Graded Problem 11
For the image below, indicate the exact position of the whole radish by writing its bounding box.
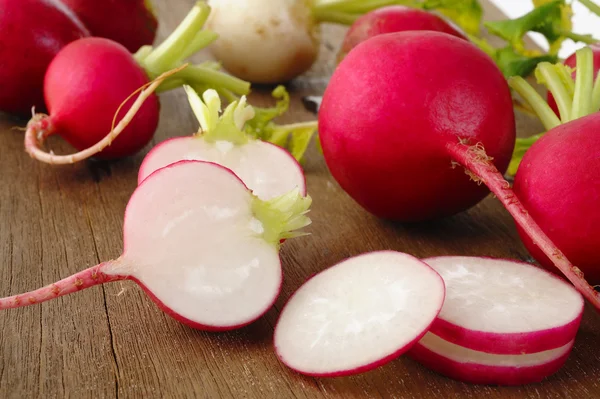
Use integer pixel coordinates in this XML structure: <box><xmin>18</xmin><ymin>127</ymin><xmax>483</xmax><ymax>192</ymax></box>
<box><xmin>0</xmin><ymin>0</ymin><xmax>89</xmax><ymax>116</ymax></box>
<box><xmin>318</xmin><ymin>32</ymin><xmax>600</xmax><ymax>310</ymax></box>
<box><xmin>60</xmin><ymin>0</ymin><xmax>158</xmax><ymax>52</ymax></box>
<box><xmin>337</xmin><ymin>6</ymin><xmax>466</xmax><ymax>62</ymax></box>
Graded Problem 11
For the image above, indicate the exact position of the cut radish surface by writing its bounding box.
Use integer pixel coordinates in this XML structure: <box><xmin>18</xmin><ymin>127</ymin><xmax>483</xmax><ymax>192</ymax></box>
<box><xmin>0</xmin><ymin>161</ymin><xmax>312</xmax><ymax>331</ymax></box>
<box><xmin>424</xmin><ymin>257</ymin><xmax>584</xmax><ymax>354</ymax></box>
<box><xmin>409</xmin><ymin>332</ymin><xmax>574</xmax><ymax>386</ymax></box>
<box><xmin>138</xmin><ymin>87</ymin><xmax>306</xmax><ymax>200</ymax></box>
<box><xmin>274</xmin><ymin>251</ymin><xmax>446</xmax><ymax>377</ymax></box>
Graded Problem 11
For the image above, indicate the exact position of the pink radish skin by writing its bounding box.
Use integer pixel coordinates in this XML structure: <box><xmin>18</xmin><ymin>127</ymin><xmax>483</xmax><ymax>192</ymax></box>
<box><xmin>0</xmin><ymin>0</ymin><xmax>89</xmax><ymax>116</ymax></box>
<box><xmin>274</xmin><ymin>251</ymin><xmax>446</xmax><ymax>377</ymax></box>
<box><xmin>318</xmin><ymin>31</ymin><xmax>600</xmax><ymax>310</ymax></box>
<box><xmin>409</xmin><ymin>332</ymin><xmax>574</xmax><ymax>386</ymax></box>
<box><xmin>338</xmin><ymin>6</ymin><xmax>466</xmax><ymax>62</ymax></box>
<box><xmin>61</xmin><ymin>0</ymin><xmax>158</xmax><ymax>52</ymax></box>
<box><xmin>0</xmin><ymin>161</ymin><xmax>312</xmax><ymax>331</ymax></box>
<box><xmin>423</xmin><ymin>257</ymin><xmax>583</xmax><ymax>355</ymax></box>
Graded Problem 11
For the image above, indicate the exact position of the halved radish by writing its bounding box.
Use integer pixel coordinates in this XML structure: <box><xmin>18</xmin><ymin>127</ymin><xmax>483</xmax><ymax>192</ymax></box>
<box><xmin>409</xmin><ymin>332</ymin><xmax>574</xmax><ymax>386</ymax></box>
<box><xmin>138</xmin><ymin>87</ymin><xmax>306</xmax><ymax>200</ymax></box>
<box><xmin>0</xmin><ymin>161</ymin><xmax>312</xmax><ymax>331</ymax></box>
<box><xmin>273</xmin><ymin>251</ymin><xmax>446</xmax><ymax>377</ymax></box>
<box><xmin>424</xmin><ymin>257</ymin><xmax>584</xmax><ymax>354</ymax></box>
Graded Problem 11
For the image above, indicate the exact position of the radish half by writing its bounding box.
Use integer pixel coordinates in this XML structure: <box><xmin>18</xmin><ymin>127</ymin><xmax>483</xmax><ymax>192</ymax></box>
<box><xmin>0</xmin><ymin>161</ymin><xmax>312</xmax><ymax>331</ymax></box>
<box><xmin>138</xmin><ymin>87</ymin><xmax>306</xmax><ymax>200</ymax></box>
<box><xmin>274</xmin><ymin>251</ymin><xmax>445</xmax><ymax>377</ymax></box>
<box><xmin>409</xmin><ymin>332</ymin><xmax>574</xmax><ymax>386</ymax></box>
<box><xmin>424</xmin><ymin>257</ymin><xmax>584</xmax><ymax>354</ymax></box>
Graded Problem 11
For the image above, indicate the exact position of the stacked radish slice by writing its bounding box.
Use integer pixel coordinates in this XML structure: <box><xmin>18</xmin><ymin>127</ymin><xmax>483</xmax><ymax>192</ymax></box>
<box><xmin>274</xmin><ymin>254</ymin><xmax>584</xmax><ymax>385</ymax></box>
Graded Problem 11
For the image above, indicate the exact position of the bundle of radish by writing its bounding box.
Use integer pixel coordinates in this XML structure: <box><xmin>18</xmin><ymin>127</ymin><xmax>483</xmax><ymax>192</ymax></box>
<box><xmin>408</xmin><ymin>256</ymin><xmax>583</xmax><ymax>385</ymax></box>
<box><xmin>0</xmin><ymin>161</ymin><xmax>312</xmax><ymax>330</ymax></box>
<box><xmin>0</xmin><ymin>0</ymin><xmax>89</xmax><ymax>116</ymax></box>
<box><xmin>24</xmin><ymin>2</ymin><xmax>250</xmax><ymax>163</ymax></box>
<box><xmin>138</xmin><ymin>87</ymin><xmax>306</xmax><ymax>200</ymax></box>
<box><xmin>60</xmin><ymin>0</ymin><xmax>158</xmax><ymax>52</ymax></box>
<box><xmin>317</xmin><ymin>31</ymin><xmax>600</xmax><ymax>310</ymax></box>
<box><xmin>506</xmin><ymin>47</ymin><xmax>600</xmax><ymax>285</ymax></box>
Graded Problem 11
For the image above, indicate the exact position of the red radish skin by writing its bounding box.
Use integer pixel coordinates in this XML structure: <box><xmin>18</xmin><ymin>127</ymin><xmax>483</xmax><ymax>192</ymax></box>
<box><xmin>338</xmin><ymin>6</ymin><xmax>466</xmax><ymax>62</ymax></box>
<box><xmin>0</xmin><ymin>161</ymin><xmax>312</xmax><ymax>331</ymax></box>
<box><xmin>318</xmin><ymin>31</ymin><xmax>600</xmax><ymax>310</ymax></box>
<box><xmin>0</xmin><ymin>0</ymin><xmax>89</xmax><ymax>116</ymax></box>
<box><xmin>423</xmin><ymin>257</ymin><xmax>583</xmax><ymax>354</ymax></box>
<box><xmin>61</xmin><ymin>0</ymin><xmax>158</xmax><ymax>52</ymax></box>
<box><xmin>408</xmin><ymin>333</ymin><xmax>574</xmax><ymax>386</ymax></box>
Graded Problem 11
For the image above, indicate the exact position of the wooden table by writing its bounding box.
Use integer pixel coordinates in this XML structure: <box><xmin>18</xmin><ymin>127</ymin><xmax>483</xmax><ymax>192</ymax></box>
<box><xmin>1</xmin><ymin>1</ymin><xmax>599</xmax><ymax>398</ymax></box>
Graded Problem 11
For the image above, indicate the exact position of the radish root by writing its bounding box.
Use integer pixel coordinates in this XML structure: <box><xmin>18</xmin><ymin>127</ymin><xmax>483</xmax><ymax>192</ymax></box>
<box><xmin>24</xmin><ymin>64</ymin><xmax>188</xmax><ymax>165</ymax></box>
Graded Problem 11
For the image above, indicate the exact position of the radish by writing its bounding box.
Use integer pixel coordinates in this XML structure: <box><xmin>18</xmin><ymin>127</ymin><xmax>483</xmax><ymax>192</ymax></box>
<box><xmin>0</xmin><ymin>161</ymin><xmax>312</xmax><ymax>331</ymax></box>
<box><xmin>408</xmin><ymin>332</ymin><xmax>574</xmax><ymax>386</ymax></box>
<box><xmin>317</xmin><ymin>31</ymin><xmax>600</xmax><ymax>310</ymax></box>
<box><xmin>337</xmin><ymin>6</ymin><xmax>466</xmax><ymax>62</ymax></box>
<box><xmin>23</xmin><ymin>2</ymin><xmax>250</xmax><ymax>163</ymax></box>
<box><xmin>0</xmin><ymin>0</ymin><xmax>89</xmax><ymax>116</ymax></box>
<box><xmin>273</xmin><ymin>251</ymin><xmax>446</xmax><ymax>377</ymax></box>
<box><xmin>423</xmin><ymin>257</ymin><xmax>583</xmax><ymax>354</ymax></box>
<box><xmin>138</xmin><ymin>87</ymin><xmax>306</xmax><ymax>200</ymax></box>
<box><xmin>60</xmin><ymin>0</ymin><xmax>158</xmax><ymax>52</ymax></box>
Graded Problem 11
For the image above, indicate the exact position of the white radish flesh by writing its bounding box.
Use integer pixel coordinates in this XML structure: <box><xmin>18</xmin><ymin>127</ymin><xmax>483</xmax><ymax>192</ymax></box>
<box><xmin>274</xmin><ymin>251</ymin><xmax>446</xmax><ymax>377</ymax></box>
<box><xmin>424</xmin><ymin>256</ymin><xmax>584</xmax><ymax>354</ymax></box>
<box><xmin>409</xmin><ymin>332</ymin><xmax>574</xmax><ymax>386</ymax></box>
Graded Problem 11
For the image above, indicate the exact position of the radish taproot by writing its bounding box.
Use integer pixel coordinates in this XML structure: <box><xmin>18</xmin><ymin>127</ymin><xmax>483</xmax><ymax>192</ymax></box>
<box><xmin>138</xmin><ymin>87</ymin><xmax>306</xmax><ymax>200</ymax></box>
<box><xmin>274</xmin><ymin>251</ymin><xmax>445</xmax><ymax>377</ymax></box>
<box><xmin>409</xmin><ymin>333</ymin><xmax>574</xmax><ymax>386</ymax></box>
<box><xmin>23</xmin><ymin>2</ymin><xmax>250</xmax><ymax>163</ymax></box>
<box><xmin>423</xmin><ymin>257</ymin><xmax>583</xmax><ymax>354</ymax></box>
<box><xmin>0</xmin><ymin>0</ymin><xmax>89</xmax><ymax>116</ymax></box>
<box><xmin>61</xmin><ymin>0</ymin><xmax>158</xmax><ymax>52</ymax></box>
<box><xmin>0</xmin><ymin>161</ymin><xmax>312</xmax><ymax>330</ymax></box>
<box><xmin>317</xmin><ymin>31</ymin><xmax>600</xmax><ymax>310</ymax></box>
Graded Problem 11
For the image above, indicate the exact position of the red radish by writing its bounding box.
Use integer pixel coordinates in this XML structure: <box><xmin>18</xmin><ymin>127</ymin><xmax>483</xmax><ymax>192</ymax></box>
<box><xmin>23</xmin><ymin>2</ymin><xmax>250</xmax><ymax>163</ymax></box>
<box><xmin>61</xmin><ymin>0</ymin><xmax>158</xmax><ymax>52</ymax></box>
<box><xmin>138</xmin><ymin>87</ymin><xmax>306</xmax><ymax>200</ymax></box>
<box><xmin>318</xmin><ymin>31</ymin><xmax>600</xmax><ymax>310</ymax></box>
<box><xmin>423</xmin><ymin>257</ymin><xmax>583</xmax><ymax>354</ymax></box>
<box><xmin>0</xmin><ymin>161</ymin><xmax>312</xmax><ymax>330</ymax></box>
<box><xmin>273</xmin><ymin>251</ymin><xmax>445</xmax><ymax>377</ymax></box>
<box><xmin>0</xmin><ymin>0</ymin><xmax>89</xmax><ymax>116</ymax></box>
<box><xmin>409</xmin><ymin>332</ymin><xmax>574</xmax><ymax>386</ymax></box>
<box><xmin>338</xmin><ymin>6</ymin><xmax>466</xmax><ymax>62</ymax></box>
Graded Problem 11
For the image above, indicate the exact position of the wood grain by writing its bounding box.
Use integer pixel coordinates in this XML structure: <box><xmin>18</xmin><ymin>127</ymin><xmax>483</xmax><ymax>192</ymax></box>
<box><xmin>1</xmin><ymin>1</ymin><xmax>598</xmax><ymax>398</ymax></box>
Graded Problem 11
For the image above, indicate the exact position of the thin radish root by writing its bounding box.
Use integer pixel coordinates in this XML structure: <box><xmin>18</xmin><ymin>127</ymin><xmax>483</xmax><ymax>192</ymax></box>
<box><xmin>23</xmin><ymin>64</ymin><xmax>188</xmax><ymax>164</ymax></box>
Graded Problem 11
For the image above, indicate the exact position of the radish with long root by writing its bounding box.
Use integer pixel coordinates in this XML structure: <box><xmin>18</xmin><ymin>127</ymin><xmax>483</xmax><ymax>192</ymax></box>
<box><xmin>507</xmin><ymin>46</ymin><xmax>600</xmax><ymax>285</ymax></box>
<box><xmin>0</xmin><ymin>0</ymin><xmax>89</xmax><ymax>116</ymax></box>
<box><xmin>24</xmin><ymin>2</ymin><xmax>250</xmax><ymax>163</ymax></box>
<box><xmin>274</xmin><ymin>251</ymin><xmax>445</xmax><ymax>377</ymax></box>
<box><xmin>317</xmin><ymin>31</ymin><xmax>600</xmax><ymax>310</ymax></box>
<box><xmin>0</xmin><ymin>161</ymin><xmax>312</xmax><ymax>330</ymax></box>
<box><xmin>138</xmin><ymin>87</ymin><xmax>306</xmax><ymax>200</ymax></box>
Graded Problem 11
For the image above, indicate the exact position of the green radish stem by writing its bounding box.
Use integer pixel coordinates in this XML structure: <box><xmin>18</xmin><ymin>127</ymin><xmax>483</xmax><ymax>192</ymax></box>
<box><xmin>579</xmin><ymin>0</ymin><xmax>600</xmax><ymax>17</ymax></box>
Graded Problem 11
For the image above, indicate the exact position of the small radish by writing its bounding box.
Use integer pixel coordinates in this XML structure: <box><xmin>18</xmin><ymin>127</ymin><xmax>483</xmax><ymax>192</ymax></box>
<box><xmin>138</xmin><ymin>87</ymin><xmax>306</xmax><ymax>200</ymax></box>
<box><xmin>337</xmin><ymin>6</ymin><xmax>466</xmax><ymax>62</ymax></box>
<box><xmin>0</xmin><ymin>161</ymin><xmax>312</xmax><ymax>331</ymax></box>
<box><xmin>423</xmin><ymin>257</ymin><xmax>583</xmax><ymax>354</ymax></box>
<box><xmin>0</xmin><ymin>0</ymin><xmax>89</xmax><ymax>116</ymax></box>
<box><xmin>273</xmin><ymin>251</ymin><xmax>445</xmax><ymax>377</ymax></box>
<box><xmin>317</xmin><ymin>31</ymin><xmax>600</xmax><ymax>310</ymax></box>
<box><xmin>60</xmin><ymin>0</ymin><xmax>158</xmax><ymax>52</ymax></box>
<box><xmin>409</xmin><ymin>332</ymin><xmax>574</xmax><ymax>386</ymax></box>
<box><xmin>23</xmin><ymin>2</ymin><xmax>250</xmax><ymax>163</ymax></box>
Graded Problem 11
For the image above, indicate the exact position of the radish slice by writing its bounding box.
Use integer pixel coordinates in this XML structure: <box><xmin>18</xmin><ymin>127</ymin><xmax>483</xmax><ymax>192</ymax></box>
<box><xmin>409</xmin><ymin>332</ymin><xmax>574</xmax><ymax>386</ymax></box>
<box><xmin>138</xmin><ymin>87</ymin><xmax>306</xmax><ymax>200</ymax></box>
<box><xmin>274</xmin><ymin>251</ymin><xmax>446</xmax><ymax>377</ymax></box>
<box><xmin>424</xmin><ymin>257</ymin><xmax>584</xmax><ymax>354</ymax></box>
